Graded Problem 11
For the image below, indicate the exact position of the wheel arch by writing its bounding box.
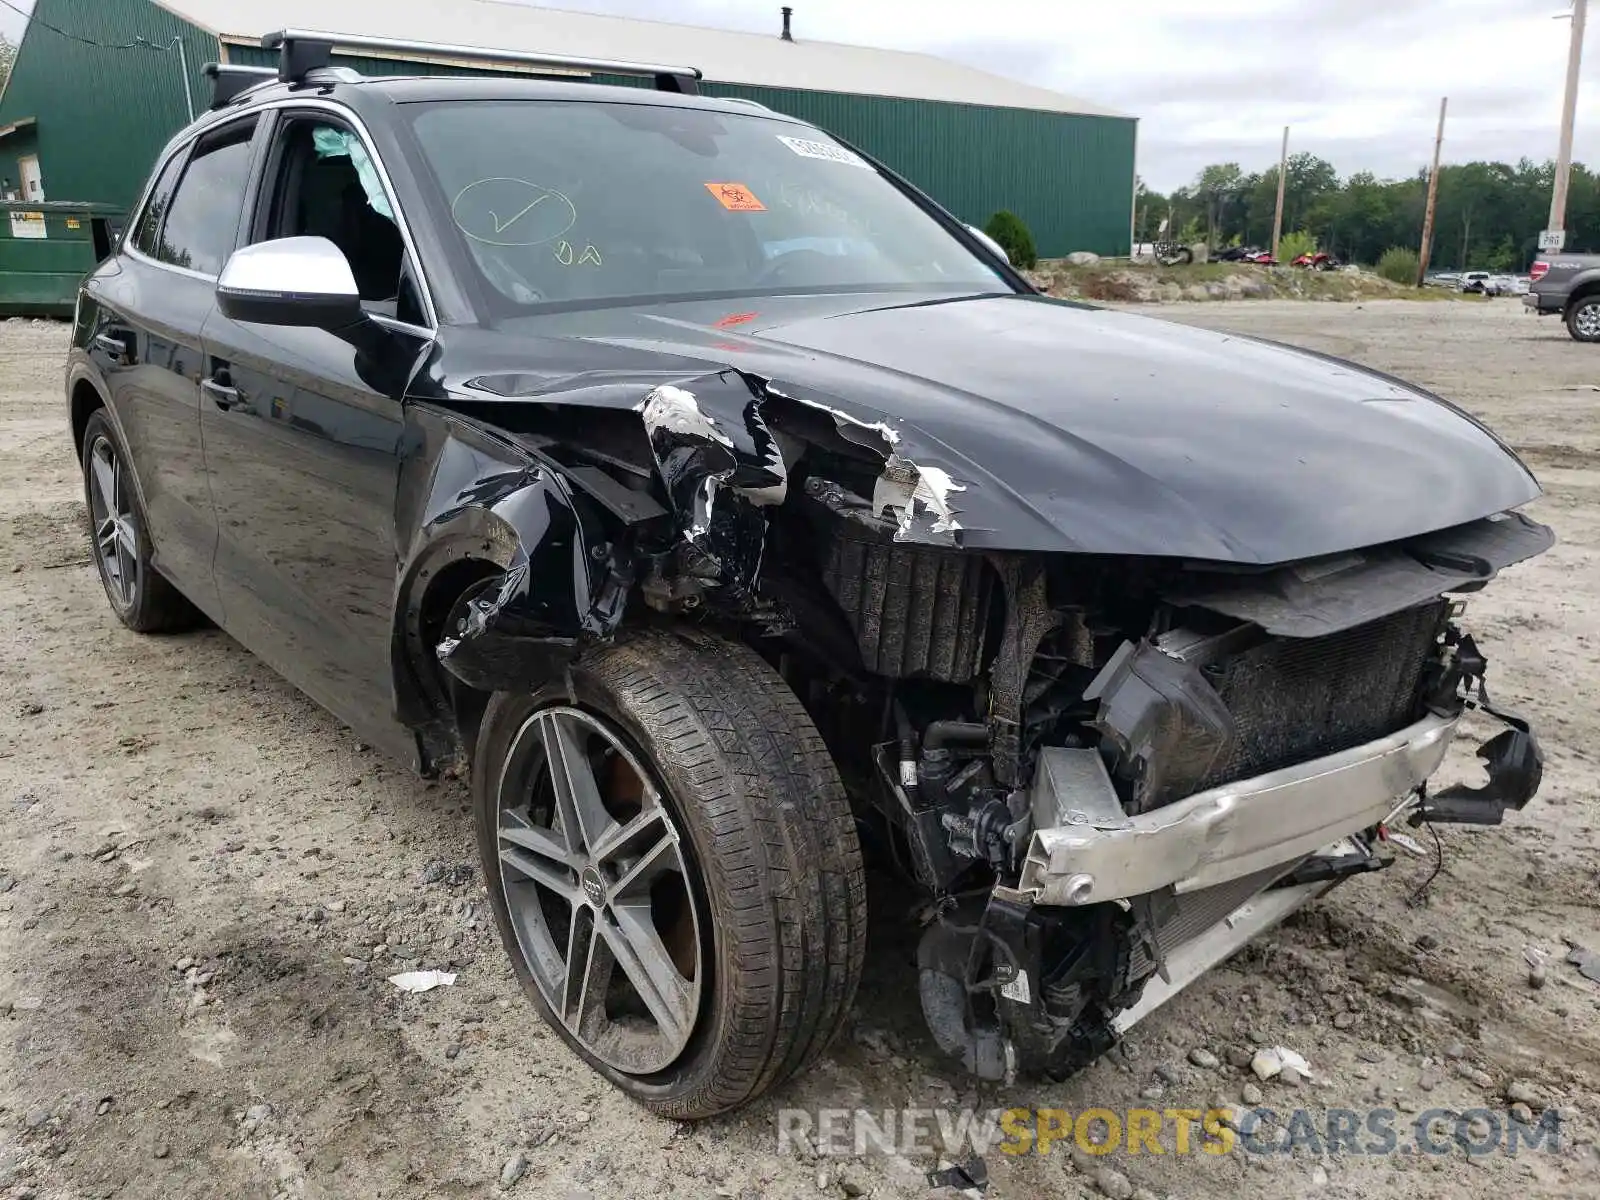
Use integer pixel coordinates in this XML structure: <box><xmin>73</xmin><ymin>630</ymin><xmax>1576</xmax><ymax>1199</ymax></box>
<box><xmin>390</xmin><ymin>408</ymin><xmax>625</xmax><ymax>772</ymax></box>
<box><xmin>1566</xmin><ymin>278</ymin><xmax>1600</xmax><ymax>313</ymax></box>
<box><xmin>68</xmin><ymin>366</ymin><xmax>112</xmax><ymax>458</ymax></box>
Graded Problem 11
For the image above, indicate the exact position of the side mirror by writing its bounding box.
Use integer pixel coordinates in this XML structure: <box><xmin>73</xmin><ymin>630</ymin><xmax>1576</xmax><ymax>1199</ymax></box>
<box><xmin>965</xmin><ymin>224</ymin><xmax>1010</xmax><ymax>265</ymax></box>
<box><xmin>216</xmin><ymin>236</ymin><xmax>363</xmax><ymax>329</ymax></box>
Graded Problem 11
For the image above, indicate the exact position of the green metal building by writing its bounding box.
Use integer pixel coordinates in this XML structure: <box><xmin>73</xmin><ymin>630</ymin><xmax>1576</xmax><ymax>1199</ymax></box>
<box><xmin>0</xmin><ymin>0</ymin><xmax>1136</xmax><ymax>258</ymax></box>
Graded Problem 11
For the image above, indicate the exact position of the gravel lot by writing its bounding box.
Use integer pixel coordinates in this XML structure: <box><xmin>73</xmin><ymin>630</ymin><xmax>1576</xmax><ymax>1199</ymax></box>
<box><xmin>2</xmin><ymin>298</ymin><xmax>1598</xmax><ymax>1199</ymax></box>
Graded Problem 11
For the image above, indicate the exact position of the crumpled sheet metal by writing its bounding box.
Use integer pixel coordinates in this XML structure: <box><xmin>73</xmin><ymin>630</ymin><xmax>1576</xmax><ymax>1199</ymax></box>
<box><xmin>636</xmin><ymin>378</ymin><xmax>788</xmax><ymax>537</ymax></box>
<box><xmin>872</xmin><ymin>454</ymin><xmax>967</xmax><ymax>543</ymax></box>
<box><xmin>780</xmin><ymin>393</ymin><xmax>965</xmax><ymax>541</ymax></box>
<box><xmin>637</xmin><ymin>372</ymin><xmax>970</xmax><ymax>596</ymax></box>
<box><xmin>431</xmin><ymin>368</ymin><xmax>975</xmax><ymax>680</ymax></box>
<box><xmin>640</xmin><ymin>373</ymin><xmax>968</xmax><ymax>568</ymax></box>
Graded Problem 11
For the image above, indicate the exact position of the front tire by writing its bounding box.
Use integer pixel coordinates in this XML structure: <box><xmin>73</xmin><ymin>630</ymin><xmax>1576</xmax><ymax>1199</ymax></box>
<box><xmin>79</xmin><ymin>410</ymin><xmax>199</xmax><ymax>633</ymax></box>
<box><xmin>473</xmin><ymin>628</ymin><xmax>867</xmax><ymax>1118</ymax></box>
<box><xmin>1568</xmin><ymin>296</ymin><xmax>1600</xmax><ymax>342</ymax></box>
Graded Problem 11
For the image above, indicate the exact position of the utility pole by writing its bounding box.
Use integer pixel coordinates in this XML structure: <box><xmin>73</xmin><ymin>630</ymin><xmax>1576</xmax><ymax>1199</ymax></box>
<box><xmin>1270</xmin><ymin>126</ymin><xmax>1288</xmax><ymax>262</ymax></box>
<box><xmin>1548</xmin><ymin>0</ymin><xmax>1588</xmax><ymax>244</ymax></box>
<box><xmin>1416</xmin><ymin>97</ymin><xmax>1448</xmax><ymax>286</ymax></box>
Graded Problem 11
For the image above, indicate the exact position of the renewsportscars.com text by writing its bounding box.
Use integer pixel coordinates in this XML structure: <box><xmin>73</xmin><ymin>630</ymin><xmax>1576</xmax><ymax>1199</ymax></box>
<box><xmin>777</xmin><ymin>1105</ymin><xmax>1563</xmax><ymax>1159</ymax></box>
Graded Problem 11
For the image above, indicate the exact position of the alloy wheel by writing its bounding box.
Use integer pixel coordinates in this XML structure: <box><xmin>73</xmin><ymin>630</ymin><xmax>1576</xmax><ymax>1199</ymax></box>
<box><xmin>88</xmin><ymin>434</ymin><xmax>140</xmax><ymax>611</ymax></box>
<box><xmin>494</xmin><ymin>706</ymin><xmax>705</xmax><ymax>1075</ymax></box>
<box><xmin>1576</xmin><ymin>303</ymin><xmax>1600</xmax><ymax>339</ymax></box>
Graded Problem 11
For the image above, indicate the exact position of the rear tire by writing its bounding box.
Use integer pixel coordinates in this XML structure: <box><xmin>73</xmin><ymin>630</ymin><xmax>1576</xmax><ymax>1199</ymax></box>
<box><xmin>79</xmin><ymin>410</ymin><xmax>200</xmax><ymax>633</ymax></box>
<box><xmin>473</xmin><ymin>627</ymin><xmax>867</xmax><ymax>1118</ymax></box>
<box><xmin>1567</xmin><ymin>296</ymin><xmax>1600</xmax><ymax>342</ymax></box>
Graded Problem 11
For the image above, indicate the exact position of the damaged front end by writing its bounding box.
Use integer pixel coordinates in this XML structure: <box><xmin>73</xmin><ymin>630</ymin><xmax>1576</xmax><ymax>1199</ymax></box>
<box><xmin>405</xmin><ymin>354</ymin><xmax>1550</xmax><ymax>1085</ymax></box>
<box><xmin>888</xmin><ymin>516</ymin><xmax>1548</xmax><ymax>1083</ymax></box>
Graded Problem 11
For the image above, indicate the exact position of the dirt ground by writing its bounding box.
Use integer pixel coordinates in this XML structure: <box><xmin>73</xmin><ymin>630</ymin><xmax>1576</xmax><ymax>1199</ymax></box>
<box><xmin>2</xmin><ymin>297</ymin><xmax>1598</xmax><ymax>1200</ymax></box>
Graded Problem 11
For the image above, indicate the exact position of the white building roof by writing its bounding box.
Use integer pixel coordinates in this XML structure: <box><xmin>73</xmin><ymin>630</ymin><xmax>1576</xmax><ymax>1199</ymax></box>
<box><xmin>154</xmin><ymin>0</ymin><xmax>1128</xmax><ymax>118</ymax></box>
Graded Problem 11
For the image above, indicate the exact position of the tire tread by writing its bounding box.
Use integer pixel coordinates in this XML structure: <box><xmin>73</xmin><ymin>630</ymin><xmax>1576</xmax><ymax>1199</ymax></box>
<box><xmin>476</xmin><ymin>627</ymin><xmax>866</xmax><ymax>1119</ymax></box>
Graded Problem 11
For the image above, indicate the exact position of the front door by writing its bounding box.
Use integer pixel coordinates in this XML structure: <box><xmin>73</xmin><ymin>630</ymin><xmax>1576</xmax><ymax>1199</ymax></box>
<box><xmin>200</xmin><ymin>110</ymin><xmax>433</xmax><ymax>753</ymax></box>
<box><xmin>18</xmin><ymin>155</ymin><xmax>42</xmax><ymax>201</ymax></box>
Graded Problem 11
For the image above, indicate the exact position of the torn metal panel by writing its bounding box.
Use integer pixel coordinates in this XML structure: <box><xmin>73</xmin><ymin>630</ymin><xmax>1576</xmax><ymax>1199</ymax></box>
<box><xmin>637</xmin><ymin>371</ymin><xmax>789</xmax><ymax>598</ymax></box>
<box><xmin>639</xmin><ymin>384</ymin><xmax>735</xmax><ymax>454</ymax></box>
<box><xmin>764</xmin><ymin>381</ymin><xmax>901</xmax><ymax>458</ymax></box>
<box><xmin>393</xmin><ymin>406</ymin><xmax>623</xmax><ymax>712</ymax></box>
<box><xmin>872</xmin><ymin>454</ymin><xmax>968</xmax><ymax>544</ymax></box>
<box><xmin>435</xmin><ymin>561</ymin><xmax>585</xmax><ymax>693</ymax></box>
<box><xmin>759</xmin><ymin>380</ymin><xmax>971</xmax><ymax>548</ymax></box>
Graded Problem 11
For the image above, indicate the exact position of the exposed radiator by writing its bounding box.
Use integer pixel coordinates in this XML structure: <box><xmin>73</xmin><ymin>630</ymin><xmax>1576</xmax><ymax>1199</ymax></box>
<box><xmin>1193</xmin><ymin>600</ymin><xmax>1445</xmax><ymax>797</ymax></box>
<box><xmin>820</xmin><ymin>533</ymin><xmax>993</xmax><ymax>682</ymax></box>
<box><xmin>1126</xmin><ymin>862</ymin><xmax>1294</xmax><ymax>982</ymax></box>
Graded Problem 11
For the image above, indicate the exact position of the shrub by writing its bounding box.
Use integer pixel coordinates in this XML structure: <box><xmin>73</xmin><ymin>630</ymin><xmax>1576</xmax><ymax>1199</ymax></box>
<box><xmin>983</xmin><ymin>210</ymin><xmax>1037</xmax><ymax>269</ymax></box>
<box><xmin>1375</xmin><ymin>246</ymin><xmax>1421</xmax><ymax>285</ymax></box>
<box><xmin>1278</xmin><ymin>229</ymin><xmax>1317</xmax><ymax>262</ymax></box>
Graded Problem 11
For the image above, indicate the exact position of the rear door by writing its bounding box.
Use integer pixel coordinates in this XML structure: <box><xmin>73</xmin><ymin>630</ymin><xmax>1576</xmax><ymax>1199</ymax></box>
<box><xmin>199</xmin><ymin>106</ymin><xmax>433</xmax><ymax>752</ymax></box>
<box><xmin>87</xmin><ymin>117</ymin><xmax>262</xmax><ymax>615</ymax></box>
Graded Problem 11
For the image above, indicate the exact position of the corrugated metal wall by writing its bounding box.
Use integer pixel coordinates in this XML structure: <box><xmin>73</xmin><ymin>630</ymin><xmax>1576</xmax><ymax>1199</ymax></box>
<box><xmin>704</xmin><ymin>87</ymin><xmax>1135</xmax><ymax>258</ymax></box>
<box><xmin>222</xmin><ymin>45</ymin><xmax>1136</xmax><ymax>258</ymax></box>
<box><xmin>0</xmin><ymin>0</ymin><xmax>216</xmax><ymax>208</ymax></box>
<box><xmin>4</xmin><ymin>11</ymin><xmax>1131</xmax><ymax>255</ymax></box>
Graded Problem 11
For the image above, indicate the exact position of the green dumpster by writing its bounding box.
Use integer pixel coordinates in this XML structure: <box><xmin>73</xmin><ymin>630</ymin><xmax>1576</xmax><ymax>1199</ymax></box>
<box><xmin>0</xmin><ymin>200</ymin><xmax>124</xmax><ymax>317</ymax></box>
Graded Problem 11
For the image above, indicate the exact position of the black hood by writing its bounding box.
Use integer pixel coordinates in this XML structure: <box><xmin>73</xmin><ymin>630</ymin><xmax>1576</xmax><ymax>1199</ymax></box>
<box><xmin>436</xmin><ymin>291</ymin><xmax>1540</xmax><ymax>564</ymax></box>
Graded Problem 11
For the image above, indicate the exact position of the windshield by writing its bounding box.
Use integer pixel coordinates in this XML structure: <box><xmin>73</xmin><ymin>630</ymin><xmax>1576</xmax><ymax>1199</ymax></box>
<box><xmin>405</xmin><ymin>100</ymin><xmax>1007</xmax><ymax>311</ymax></box>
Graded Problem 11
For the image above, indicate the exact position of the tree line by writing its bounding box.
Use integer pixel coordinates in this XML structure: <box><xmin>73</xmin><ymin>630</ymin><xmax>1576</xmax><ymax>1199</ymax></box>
<box><xmin>1139</xmin><ymin>154</ymin><xmax>1598</xmax><ymax>271</ymax></box>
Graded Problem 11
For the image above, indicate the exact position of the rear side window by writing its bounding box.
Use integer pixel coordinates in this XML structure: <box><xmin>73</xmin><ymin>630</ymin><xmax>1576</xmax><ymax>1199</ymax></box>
<box><xmin>154</xmin><ymin>120</ymin><xmax>257</xmax><ymax>276</ymax></box>
<box><xmin>131</xmin><ymin>152</ymin><xmax>185</xmax><ymax>259</ymax></box>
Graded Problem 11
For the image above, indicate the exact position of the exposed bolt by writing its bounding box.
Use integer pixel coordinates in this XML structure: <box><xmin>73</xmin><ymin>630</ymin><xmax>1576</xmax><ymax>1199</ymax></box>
<box><xmin>805</xmin><ymin>477</ymin><xmax>826</xmax><ymax>495</ymax></box>
<box><xmin>590</xmin><ymin>544</ymin><xmax>609</xmax><ymax>561</ymax></box>
<box><xmin>1063</xmin><ymin>873</ymin><xmax>1095</xmax><ymax>904</ymax></box>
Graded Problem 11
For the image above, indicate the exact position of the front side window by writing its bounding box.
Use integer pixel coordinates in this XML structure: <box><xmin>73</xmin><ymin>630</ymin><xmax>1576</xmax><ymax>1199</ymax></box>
<box><xmin>255</xmin><ymin>117</ymin><xmax>422</xmax><ymax>324</ymax></box>
<box><xmin>406</xmin><ymin>100</ymin><xmax>1007</xmax><ymax>312</ymax></box>
<box><xmin>156</xmin><ymin>120</ymin><xmax>256</xmax><ymax>276</ymax></box>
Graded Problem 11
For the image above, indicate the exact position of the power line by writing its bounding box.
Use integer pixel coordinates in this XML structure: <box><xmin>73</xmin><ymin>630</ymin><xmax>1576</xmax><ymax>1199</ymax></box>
<box><xmin>0</xmin><ymin>0</ymin><xmax>166</xmax><ymax>51</ymax></box>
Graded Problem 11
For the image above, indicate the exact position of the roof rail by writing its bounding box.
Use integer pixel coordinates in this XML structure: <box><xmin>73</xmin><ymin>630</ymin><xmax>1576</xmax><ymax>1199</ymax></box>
<box><xmin>259</xmin><ymin>29</ymin><xmax>703</xmax><ymax>94</ymax></box>
<box><xmin>204</xmin><ymin>63</ymin><xmax>278</xmax><ymax>109</ymax></box>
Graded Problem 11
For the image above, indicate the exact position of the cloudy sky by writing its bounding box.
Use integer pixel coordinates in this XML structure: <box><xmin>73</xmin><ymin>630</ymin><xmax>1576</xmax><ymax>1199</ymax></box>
<box><xmin>2</xmin><ymin>0</ymin><xmax>1595</xmax><ymax>190</ymax></box>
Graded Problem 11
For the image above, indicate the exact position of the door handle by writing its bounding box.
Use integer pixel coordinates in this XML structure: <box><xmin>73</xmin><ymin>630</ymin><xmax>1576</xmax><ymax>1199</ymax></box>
<box><xmin>92</xmin><ymin>333</ymin><xmax>128</xmax><ymax>363</ymax></box>
<box><xmin>203</xmin><ymin>373</ymin><xmax>242</xmax><ymax>410</ymax></box>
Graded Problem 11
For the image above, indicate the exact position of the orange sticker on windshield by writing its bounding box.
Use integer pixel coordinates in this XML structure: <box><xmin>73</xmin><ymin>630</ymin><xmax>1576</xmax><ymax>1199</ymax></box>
<box><xmin>705</xmin><ymin>182</ymin><xmax>765</xmax><ymax>211</ymax></box>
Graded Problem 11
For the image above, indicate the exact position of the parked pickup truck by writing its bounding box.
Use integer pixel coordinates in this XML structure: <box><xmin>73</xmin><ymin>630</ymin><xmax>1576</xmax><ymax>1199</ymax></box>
<box><xmin>1526</xmin><ymin>253</ymin><xmax>1600</xmax><ymax>341</ymax></box>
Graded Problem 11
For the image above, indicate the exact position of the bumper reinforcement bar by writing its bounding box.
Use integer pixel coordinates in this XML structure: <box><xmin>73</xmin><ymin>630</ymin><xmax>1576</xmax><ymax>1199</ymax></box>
<box><xmin>1015</xmin><ymin>713</ymin><xmax>1461</xmax><ymax>906</ymax></box>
